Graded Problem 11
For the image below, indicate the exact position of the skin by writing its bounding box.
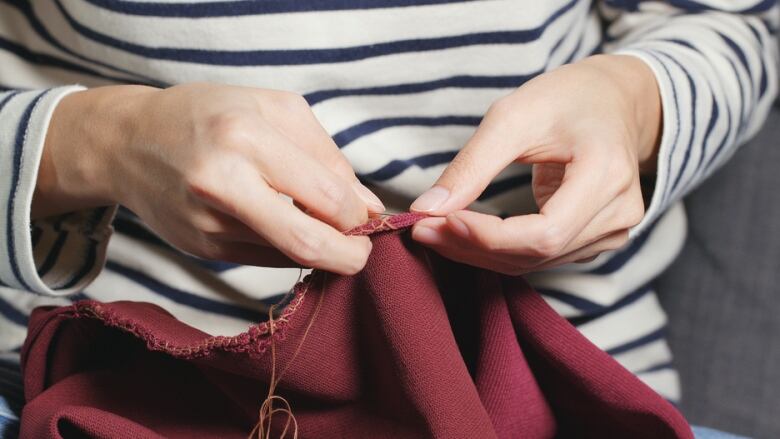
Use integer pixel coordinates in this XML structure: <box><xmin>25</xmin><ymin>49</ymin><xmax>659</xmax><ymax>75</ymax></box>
<box><xmin>32</xmin><ymin>83</ymin><xmax>384</xmax><ymax>275</ymax></box>
<box><xmin>32</xmin><ymin>54</ymin><xmax>661</xmax><ymax>277</ymax></box>
<box><xmin>410</xmin><ymin>54</ymin><xmax>663</xmax><ymax>275</ymax></box>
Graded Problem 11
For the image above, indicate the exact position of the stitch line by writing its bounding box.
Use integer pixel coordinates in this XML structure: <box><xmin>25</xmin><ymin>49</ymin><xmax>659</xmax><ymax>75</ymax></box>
<box><xmin>60</xmin><ymin>213</ymin><xmax>426</xmax><ymax>358</ymax></box>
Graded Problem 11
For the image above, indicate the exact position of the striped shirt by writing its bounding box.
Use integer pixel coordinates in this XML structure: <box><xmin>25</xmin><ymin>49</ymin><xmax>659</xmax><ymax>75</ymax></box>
<box><xmin>0</xmin><ymin>1</ymin><xmax>777</xmax><ymax>426</ymax></box>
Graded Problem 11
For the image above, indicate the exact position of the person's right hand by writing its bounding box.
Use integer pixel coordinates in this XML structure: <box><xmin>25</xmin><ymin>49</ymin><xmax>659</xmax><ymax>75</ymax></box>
<box><xmin>33</xmin><ymin>83</ymin><xmax>384</xmax><ymax>275</ymax></box>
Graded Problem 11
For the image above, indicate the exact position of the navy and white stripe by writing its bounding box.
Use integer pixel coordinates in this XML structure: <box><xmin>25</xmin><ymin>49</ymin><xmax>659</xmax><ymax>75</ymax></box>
<box><xmin>0</xmin><ymin>0</ymin><xmax>777</xmax><ymax>405</ymax></box>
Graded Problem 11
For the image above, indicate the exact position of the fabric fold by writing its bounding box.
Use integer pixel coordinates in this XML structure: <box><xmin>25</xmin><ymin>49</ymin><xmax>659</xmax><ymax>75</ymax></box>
<box><xmin>19</xmin><ymin>213</ymin><xmax>692</xmax><ymax>438</ymax></box>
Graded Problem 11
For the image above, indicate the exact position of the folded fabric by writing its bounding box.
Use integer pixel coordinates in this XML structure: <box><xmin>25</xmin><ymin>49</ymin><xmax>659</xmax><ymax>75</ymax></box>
<box><xmin>19</xmin><ymin>213</ymin><xmax>693</xmax><ymax>438</ymax></box>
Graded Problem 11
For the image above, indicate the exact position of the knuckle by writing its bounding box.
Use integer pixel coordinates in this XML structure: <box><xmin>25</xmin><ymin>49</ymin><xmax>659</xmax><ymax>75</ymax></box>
<box><xmin>327</xmin><ymin>155</ymin><xmax>356</xmax><ymax>179</ymax></box>
<box><xmin>317</xmin><ymin>181</ymin><xmax>350</xmax><ymax>215</ymax></box>
<box><xmin>207</xmin><ymin>112</ymin><xmax>253</xmax><ymax>146</ymax></box>
<box><xmin>530</xmin><ymin>228</ymin><xmax>565</xmax><ymax>258</ymax></box>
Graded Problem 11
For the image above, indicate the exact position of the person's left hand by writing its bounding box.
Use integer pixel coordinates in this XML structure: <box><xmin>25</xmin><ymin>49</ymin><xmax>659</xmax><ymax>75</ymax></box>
<box><xmin>410</xmin><ymin>54</ymin><xmax>662</xmax><ymax>275</ymax></box>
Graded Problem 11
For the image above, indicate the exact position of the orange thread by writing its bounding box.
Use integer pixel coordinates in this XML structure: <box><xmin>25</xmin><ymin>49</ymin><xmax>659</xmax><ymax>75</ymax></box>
<box><xmin>249</xmin><ymin>272</ymin><xmax>327</xmax><ymax>439</ymax></box>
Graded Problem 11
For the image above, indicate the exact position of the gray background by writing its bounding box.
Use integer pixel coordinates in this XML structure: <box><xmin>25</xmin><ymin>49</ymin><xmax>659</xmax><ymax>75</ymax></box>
<box><xmin>658</xmin><ymin>103</ymin><xmax>780</xmax><ymax>438</ymax></box>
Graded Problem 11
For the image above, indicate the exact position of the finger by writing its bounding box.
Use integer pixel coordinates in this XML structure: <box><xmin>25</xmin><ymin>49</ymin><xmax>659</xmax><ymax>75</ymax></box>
<box><xmin>531</xmin><ymin>162</ymin><xmax>565</xmax><ymax>210</ymax></box>
<box><xmin>416</xmin><ymin>214</ymin><xmax>556</xmax><ymax>269</ymax></box>
<box><xmin>511</xmin><ymin>175</ymin><xmax>644</xmax><ymax>260</ymax></box>
<box><xmin>254</xmin><ymin>91</ymin><xmax>384</xmax><ymax>213</ymax></box>
<box><xmin>411</xmin><ymin>98</ymin><xmax>554</xmax><ymax>215</ymax></box>
<box><xmin>529</xmin><ymin>143</ymin><xmax>639</xmax><ymax>251</ymax></box>
<box><xmin>413</xmin><ymin>217</ymin><xmax>530</xmax><ymax>268</ymax></box>
<box><xmin>412</xmin><ymin>215</ymin><xmax>448</xmax><ymax>231</ymax></box>
<box><xmin>247</xmin><ymin>188</ymin><xmax>373</xmax><ymax>275</ymax></box>
<box><xmin>412</xmin><ymin>222</ymin><xmax>520</xmax><ymax>274</ymax></box>
<box><xmin>352</xmin><ymin>181</ymin><xmax>385</xmax><ymax>214</ymax></box>
<box><xmin>443</xmin><ymin>159</ymin><xmax>612</xmax><ymax>259</ymax></box>
<box><xmin>192</xmin><ymin>162</ymin><xmax>372</xmax><ymax>275</ymax></box>
<box><xmin>437</xmin><ymin>192</ymin><xmax>639</xmax><ymax>270</ymax></box>
<box><xmin>530</xmin><ymin>156</ymin><xmax>613</xmax><ymax>246</ymax></box>
<box><xmin>441</xmin><ymin>210</ymin><xmax>560</xmax><ymax>258</ymax></box>
<box><xmin>253</xmin><ymin>127</ymin><xmax>370</xmax><ymax>231</ymax></box>
<box><xmin>524</xmin><ymin>230</ymin><xmax>630</xmax><ymax>272</ymax></box>
<box><xmin>547</xmin><ymin>188</ymin><xmax>644</xmax><ymax>257</ymax></box>
<box><xmin>189</xmin><ymin>207</ymin><xmax>272</xmax><ymax>245</ymax></box>
<box><xmin>285</xmin><ymin>112</ymin><xmax>386</xmax><ymax>214</ymax></box>
<box><xmin>417</xmin><ymin>216</ymin><xmax>629</xmax><ymax>275</ymax></box>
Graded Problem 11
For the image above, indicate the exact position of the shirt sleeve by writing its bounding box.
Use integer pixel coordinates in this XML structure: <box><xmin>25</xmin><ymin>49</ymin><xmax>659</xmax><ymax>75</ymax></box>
<box><xmin>0</xmin><ymin>87</ymin><xmax>117</xmax><ymax>296</ymax></box>
<box><xmin>599</xmin><ymin>1</ymin><xmax>779</xmax><ymax>237</ymax></box>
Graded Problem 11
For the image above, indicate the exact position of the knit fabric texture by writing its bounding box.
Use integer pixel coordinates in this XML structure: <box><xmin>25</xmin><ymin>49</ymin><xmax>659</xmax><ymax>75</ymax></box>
<box><xmin>18</xmin><ymin>213</ymin><xmax>692</xmax><ymax>438</ymax></box>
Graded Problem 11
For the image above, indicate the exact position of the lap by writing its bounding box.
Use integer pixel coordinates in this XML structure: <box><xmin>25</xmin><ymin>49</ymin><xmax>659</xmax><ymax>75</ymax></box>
<box><xmin>0</xmin><ymin>358</ymin><xmax>22</xmax><ymax>439</ymax></box>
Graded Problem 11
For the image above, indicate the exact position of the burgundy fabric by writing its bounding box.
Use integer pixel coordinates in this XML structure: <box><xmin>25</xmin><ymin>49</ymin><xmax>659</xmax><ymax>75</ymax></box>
<box><xmin>19</xmin><ymin>213</ymin><xmax>693</xmax><ymax>438</ymax></box>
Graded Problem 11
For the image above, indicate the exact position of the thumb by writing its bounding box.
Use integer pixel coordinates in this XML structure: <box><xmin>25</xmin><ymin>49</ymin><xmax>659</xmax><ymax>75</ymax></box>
<box><xmin>410</xmin><ymin>108</ymin><xmax>525</xmax><ymax>215</ymax></box>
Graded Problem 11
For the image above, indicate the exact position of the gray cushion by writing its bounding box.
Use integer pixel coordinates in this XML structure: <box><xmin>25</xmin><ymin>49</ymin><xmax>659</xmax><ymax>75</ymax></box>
<box><xmin>657</xmin><ymin>105</ymin><xmax>780</xmax><ymax>437</ymax></box>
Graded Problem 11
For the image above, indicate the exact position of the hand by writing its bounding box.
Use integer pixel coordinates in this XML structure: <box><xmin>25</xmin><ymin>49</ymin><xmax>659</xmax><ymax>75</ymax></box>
<box><xmin>33</xmin><ymin>83</ymin><xmax>385</xmax><ymax>275</ymax></box>
<box><xmin>410</xmin><ymin>55</ymin><xmax>662</xmax><ymax>275</ymax></box>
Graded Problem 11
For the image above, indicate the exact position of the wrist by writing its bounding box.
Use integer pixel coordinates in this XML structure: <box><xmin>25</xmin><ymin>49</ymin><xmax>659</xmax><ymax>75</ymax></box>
<box><xmin>579</xmin><ymin>54</ymin><xmax>662</xmax><ymax>174</ymax></box>
<box><xmin>33</xmin><ymin>85</ymin><xmax>158</xmax><ymax>218</ymax></box>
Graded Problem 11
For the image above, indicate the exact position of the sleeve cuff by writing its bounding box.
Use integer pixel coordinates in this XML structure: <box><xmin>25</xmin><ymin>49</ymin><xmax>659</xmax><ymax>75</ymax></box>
<box><xmin>613</xmin><ymin>49</ymin><xmax>685</xmax><ymax>239</ymax></box>
<box><xmin>0</xmin><ymin>86</ymin><xmax>116</xmax><ymax>296</ymax></box>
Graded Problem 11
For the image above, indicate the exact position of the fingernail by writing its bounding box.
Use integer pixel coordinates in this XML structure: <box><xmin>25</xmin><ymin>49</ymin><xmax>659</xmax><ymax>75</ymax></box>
<box><xmin>353</xmin><ymin>181</ymin><xmax>385</xmax><ymax>213</ymax></box>
<box><xmin>411</xmin><ymin>186</ymin><xmax>450</xmax><ymax>213</ymax></box>
<box><xmin>446</xmin><ymin>213</ymin><xmax>469</xmax><ymax>238</ymax></box>
<box><xmin>411</xmin><ymin>226</ymin><xmax>442</xmax><ymax>244</ymax></box>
